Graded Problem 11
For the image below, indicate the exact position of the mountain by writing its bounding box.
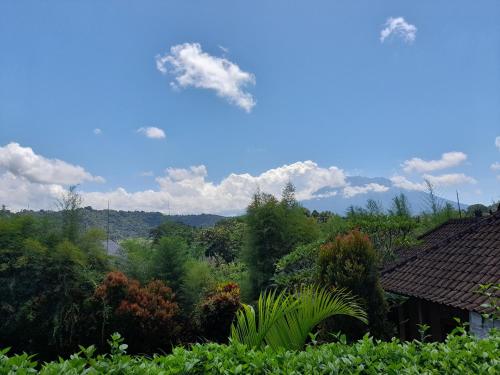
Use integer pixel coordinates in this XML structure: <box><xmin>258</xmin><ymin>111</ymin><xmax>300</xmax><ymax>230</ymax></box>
<box><xmin>19</xmin><ymin>208</ymin><xmax>225</xmax><ymax>240</ymax></box>
<box><xmin>302</xmin><ymin>176</ymin><xmax>465</xmax><ymax>215</ymax></box>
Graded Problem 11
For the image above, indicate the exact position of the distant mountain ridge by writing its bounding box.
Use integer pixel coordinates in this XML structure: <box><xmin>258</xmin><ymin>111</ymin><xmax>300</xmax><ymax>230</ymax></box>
<box><xmin>302</xmin><ymin>176</ymin><xmax>465</xmax><ymax>215</ymax></box>
<box><xmin>11</xmin><ymin>176</ymin><xmax>469</xmax><ymax>239</ymax></box>
<box><xmin>19</xmin><ymin>208</ymin><xmax>225</xmax><ymax>240</ymax></box>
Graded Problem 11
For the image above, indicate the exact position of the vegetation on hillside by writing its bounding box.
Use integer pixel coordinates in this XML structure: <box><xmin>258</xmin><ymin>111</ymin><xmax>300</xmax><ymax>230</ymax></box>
<box><xmin>0</xmin><ymin>182</ymin><xmax>497</xmax><ymax>364</ymax></box>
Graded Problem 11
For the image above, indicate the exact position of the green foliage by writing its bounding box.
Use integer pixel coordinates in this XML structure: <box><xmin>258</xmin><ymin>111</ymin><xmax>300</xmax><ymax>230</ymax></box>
<box><xmin>57</xmin><ymin>185</ymin><xmax>83</xmax><ymax>242</ymax></box>
<box><xmin>0</xmin><ymin>214</ymin><xmax>109</xmax><ymax>357</ymax></box>
<box><xmin>273</xmin><ymin>241</ymin><xmax>321</xmax><ymax>289</ymax></box>
<box><xmin>243</xmin><ymin>187</ymin><xmax>320</xmax><ymax>298</ymax></box>
<box><xmin>94</xmin><ymin>272</ymin><xmax>181</xmax><ymax>353</ymax></box>
<box><xmin>182</xmin><ymin>259</ymin><xmax>218</xmax><ymax>310</ymax></box>
<box><xmin>345</xmin><ymin>208</ymin><xmax>417</xmax><ymax>262</ymax></box>
<box><xmin>152</xmin><ymin>236</ymin><xmax>189</xmax><ymax>293</ymax></box>
<box><xmin>150</xmin><ymin>220</ymin><xmax>196</xmax><ymax>246</ymax></box>
<box><xmin>197</xmin><ymin>218</ymin><xmax>245</xmax><ymax>262</ymax></box>
<box><xmin>120</xmin><ymin>238</ymin><xmax>154</xmax><ymax>284</ymax></box>
<box><xmin>477</xmin><ymin>283</ymin><xmax>500</xmax><ymax>321</ymax></box>
<box><xmin>319</xmin><ymin>230</ymin><xmax>390</xmax><ymax>339</ymax></box>
<box><xmin>195</xmin><ymin>282</ymin><xmax>241</xmax><ymax>343</ymax></box>
<box><xmin>230</xmin><ymin>286</ymin><xmax>367</xmax><ymax>351</ymax></box>
<box><xmin>2</xmin><ymin>330</ymin><xmax>500</xmax><ymax>374</ymax></box>
<box><xmin>18</xmin><ymin>207</ymin><xmax>225</xmax><ymax>240</ymax></box>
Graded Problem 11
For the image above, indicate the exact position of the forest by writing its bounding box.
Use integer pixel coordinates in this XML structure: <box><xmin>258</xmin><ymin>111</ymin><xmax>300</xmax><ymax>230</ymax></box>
<box><xmin>0</xmin><ymin>184</ymin><xmax>498</xmax><ymax>373</ymax></box>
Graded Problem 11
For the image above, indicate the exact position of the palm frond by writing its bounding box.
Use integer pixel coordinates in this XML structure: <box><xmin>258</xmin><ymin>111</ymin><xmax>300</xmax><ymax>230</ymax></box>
<box><xmin>230</xmin><ymin>285</ymin><xmax>367</xmax><ymax>350</ymax></box>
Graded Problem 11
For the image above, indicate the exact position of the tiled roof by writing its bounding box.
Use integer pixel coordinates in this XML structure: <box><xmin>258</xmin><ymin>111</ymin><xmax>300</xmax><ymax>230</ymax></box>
<box><xmin>381</xmin><ymin>212</ymin><xmax>500</xmax><ymax>312</ymax></box>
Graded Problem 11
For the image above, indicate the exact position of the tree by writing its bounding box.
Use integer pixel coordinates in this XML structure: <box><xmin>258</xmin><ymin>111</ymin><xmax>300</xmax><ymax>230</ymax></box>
<box><xmin>152</xmin><ymin>236</ymin><xmax>189</xmax><ymax>293</ymax></box>
<box><xmin>318</xmin><ymin>230</ymin><xmax>391</xmax><ymax>339</ymax></box>
<box><xmin>390</xmin><ymin>193</ymin><xmax>411</xmax><ymax>217</ymax></box>
<box><xmin>57</xmin><ymin>185</ymin><xmax>83</xmax><ymax>243</ymax></box>
<box><xmin>243</xmin><ymin>186</ymin><xmax>320</xmax><ymax>299</ymax></box>
<box><xmin>0</xmin><ymin>217</ymin><xmax>96</xmax><ymax>358</ymax></box>
<box><xmin>121</xmin><ymin>238</ymin><xmax>155</xmax><ymax>284</ymax></box>
<box><xmin>197</xmin><ymin>218</ymin><xmax>245</xmax><ymax>262</ymax></box>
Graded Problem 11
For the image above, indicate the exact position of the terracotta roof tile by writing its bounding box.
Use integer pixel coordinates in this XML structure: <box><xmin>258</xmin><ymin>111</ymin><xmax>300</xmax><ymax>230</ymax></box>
<box><xmin>381</xmin><ymin>212</ymin><xmax>500</xmax><ymax>312</ymax></box>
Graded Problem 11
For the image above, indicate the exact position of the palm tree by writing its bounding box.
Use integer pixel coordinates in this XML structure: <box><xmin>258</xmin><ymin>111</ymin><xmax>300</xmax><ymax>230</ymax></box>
<box><xmin>230</xmin><ymin>285</ymin><xmax>367</xmax><ymax>351</ymax></box>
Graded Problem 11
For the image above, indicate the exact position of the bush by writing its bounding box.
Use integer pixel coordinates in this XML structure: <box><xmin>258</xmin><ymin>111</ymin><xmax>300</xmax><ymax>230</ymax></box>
<box><xmin>195</xmin><ymin>282</ymin><xmax>241</xmax><ymax>343</ymax></box>
<box><xmin>318</xmin><ymin>230</ymin><xmax>391</xmax><ymax>339</ymax></box>
<box><xmin>1</xmin><ymin>330</ymin><xmax>498</xmax><ymax>374</ymax></box>
<box><xmin>94</xmin><ymin>272</ymin><xmax>181</xmax><ymax>353</ymax></box>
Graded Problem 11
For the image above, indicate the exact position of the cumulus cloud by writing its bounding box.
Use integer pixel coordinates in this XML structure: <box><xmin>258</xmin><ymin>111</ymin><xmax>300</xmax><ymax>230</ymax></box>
<box><xmin>402</xmin><ymin>152</ymin><xmax>467</xmax><ymax>173</ymax></box>
<box><xmin>137</xmin><ymin>127</ymin><xmax>166</xmax><ymax>139</ymax></box>
<box><xmin>380</xmin><ymin>17</ymin><xmax>417</xmax><ymax>44</ymax></box>
<box><xmin>0</xmin><ymin>171</ymin><xmax>66</xmax><ymax>211</ymax></box>
<box><xmin>0</xmin><ymin>143</ymin><xmax>104</xmax><ymax>185</ymax></box>
<box><xmin>391</xmin><ymin>173</ymin><xmax>476</xmax><ymax>191</ymax></box>
<box><xmin>82</xmin><ymin>161</ymin><xmax>347</xmax><ymax>215</ymax></box>
<box><xmin>390</xmin><ymin>175</ymin><xmax>427</xmax><ymax>191</ymax></box>
<box><xmin>93</xmin><ymin>128</ymin><xmax>102</xmax><ymax>135</ymax></box>
<box><xmin>342</xmin><ymin>183</ymin><xmax>389</xmax><ymax>198</ymax></box>
<box><xmin>156</xmin><ymin>43</ymin><xmax>256</xmax><ymax>112</ymax></box>
<box><xmin>422</xmin><ymin>173</ymin><xmax>476</xmax><ymax>187</ymax></box>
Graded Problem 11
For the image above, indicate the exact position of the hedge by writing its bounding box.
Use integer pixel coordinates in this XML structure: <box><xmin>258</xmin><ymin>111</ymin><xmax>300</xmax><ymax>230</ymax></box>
<box><xmin>1</xmin><ymin>330</ymin><xmax>498</xmax><ymax>374</ymax></box>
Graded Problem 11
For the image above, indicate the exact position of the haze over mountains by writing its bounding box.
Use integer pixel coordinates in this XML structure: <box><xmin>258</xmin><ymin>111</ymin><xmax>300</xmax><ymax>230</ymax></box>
<box><xmin>302</xmin><ymin>176</ymin><xmax>463</xmax><ymax>214</ymax></box>
<box><xmin>6</xmin><ymin>175</ymin><xmax>471</xmax><ymax>240</ymax></box>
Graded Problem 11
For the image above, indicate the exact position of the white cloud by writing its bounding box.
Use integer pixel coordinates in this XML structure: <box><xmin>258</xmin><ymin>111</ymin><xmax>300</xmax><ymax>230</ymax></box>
<box><xmin>140</xmin><ymin>171</ymin><xmax>154</xmax><ymax>177</ymax></box>
<box><xmin>137</xmin><ymin>127</ymin><xmax>166</xmax><ymax>139</ymax></box>
<box><xmin>422</xmin><ymin>173</ymin><xmax>477</xmax><ymax>187</ymax></box>
<box><xmin>0</xmin><ymin>171</ymin><xmax>66</xmax><ymax>211</ymax></box>
<box><xmin>391</xmin><ymin>173</ymin><xmax>476</xmax><ymax>191</ymax></box>
<box><xmin>380</xmin><ymin>17</ymin><xmax>417</xmax><ymax>44</ymax></box>
<box><xmin>82</xmin><ymin>161</ymin><xmax>347</xmax><ymax>215</ymax></box>
<box><xmin>402</xmin><ymin>152</ymin><xmax>467</xmax><ymax>173</ymax></box>
<box><xmin>342</xmin><ymin>183</ymin><xmax>389</xmax><ymax>198</ymax></box>
<box><xmin>0</xmin><ymin>143</ymin><xmax>104</xmax><ymax>185</ymax></box>
<box><xmin>93</xmin><ymin>128</ymin><xmax>102</xmax><ymax>135</ymax></box>
<box><xmin>390</xmin><ymin>175</ymin><xmax>427</xmax><ymax>191</ymax></box>
<box><xmin>156</xmin><ymin>43</ymin><xmax>256</xmax><ymax>112</ymax></box>
<box><xmin>496</xmin><ymin>136</ymin><xmax>500</xmax><ymax>150</ymax></box>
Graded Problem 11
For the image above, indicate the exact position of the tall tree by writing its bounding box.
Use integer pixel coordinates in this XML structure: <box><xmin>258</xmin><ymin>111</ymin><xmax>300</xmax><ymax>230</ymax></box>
<box><xmin>243</xmin><ymin>185</ymin><xmax>319</xmax><ymax>299</ymax></box>
<box><xmin>57</xmin><ymin>185</ymin><xmax>83</xmax><ymax>243</ymax></box>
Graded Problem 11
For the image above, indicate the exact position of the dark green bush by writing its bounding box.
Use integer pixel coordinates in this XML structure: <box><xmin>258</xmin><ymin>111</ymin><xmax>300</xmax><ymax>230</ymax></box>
<box><xmin>1</xmin><ymin>330</ymin><xmax>498</xmax><ymax>374</ymax></box>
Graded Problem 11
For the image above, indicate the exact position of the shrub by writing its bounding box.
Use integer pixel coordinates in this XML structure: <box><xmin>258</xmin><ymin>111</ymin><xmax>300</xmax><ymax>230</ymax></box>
<box><xmin>231</xmin><ymin>286</ymin><xmax>366</xmax><ymax>351</ymax></box>
<box><xmin>1</xmin><ymin>330</ymin><xmax>498</xmax><ymax>374</ymax></box>
<box><xmin>318</xmin><ymin>230</ymin><xmax>391</xmax><ymax>339</ymax></box>
<box><xmin>195</xmin><ymin>282</ymin><xmax>241</xmax><ymax>343</ymax></box>
<box><xmin>94</xmin><ymin>271</ymin><xmax>181</xmax><ymax>353</ymax></box>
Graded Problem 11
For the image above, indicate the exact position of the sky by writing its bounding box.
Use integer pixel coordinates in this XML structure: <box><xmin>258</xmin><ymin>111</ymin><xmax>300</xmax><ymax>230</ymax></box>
<box><xmin>0</xmin><ymin>0</ymin><xmax>499</xmax><ymax>215</ymax></box>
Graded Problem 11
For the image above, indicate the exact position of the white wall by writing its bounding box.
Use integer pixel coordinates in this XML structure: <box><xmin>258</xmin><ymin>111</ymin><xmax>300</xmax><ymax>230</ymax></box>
<box><xmin>469</xmin><ymin>311</ymin><xmax>500</xmax><ymax>338</ymax></box>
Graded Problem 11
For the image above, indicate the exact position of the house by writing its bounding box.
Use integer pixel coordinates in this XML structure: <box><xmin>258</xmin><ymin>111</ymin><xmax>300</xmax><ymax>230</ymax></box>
<box><xmin>102</xmin><ymin>239</ymin><xmax>123</xmax><ymax>257</ymax></box>
<box><xmin>381</xmin><ymin>210</ymin><xmax>500</xmax><ymax>341</ymax></box>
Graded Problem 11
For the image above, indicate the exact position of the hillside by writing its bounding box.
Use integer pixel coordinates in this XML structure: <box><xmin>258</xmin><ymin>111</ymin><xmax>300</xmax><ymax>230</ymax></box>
<box><xmin>16</xmin><ymin>208</ymin><xmax>225</xmax><ymax>240</ymax></box>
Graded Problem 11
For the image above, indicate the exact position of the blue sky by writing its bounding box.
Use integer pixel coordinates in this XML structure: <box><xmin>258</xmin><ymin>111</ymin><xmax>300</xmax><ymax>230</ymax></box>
<box><xmin>0</xmin><ymin>0</ymin><xmax>499</xmax><ymax>214</ymax></box>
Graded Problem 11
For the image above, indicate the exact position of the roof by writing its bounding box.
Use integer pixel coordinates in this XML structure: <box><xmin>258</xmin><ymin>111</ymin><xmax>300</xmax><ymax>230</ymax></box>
<box><xmin>382</xmin><ymin>217</ymin><xmax>480</xmax><ymax>272</ymax></box>
<box><xmin>381</xmin><ymin>212</ymin><xmax>500</xmax><ymax>313</ymax></box>
<box><xmin>102</xmin><ymin>239</ymin><xmax>123</xmax><ymax>256</ymax></box>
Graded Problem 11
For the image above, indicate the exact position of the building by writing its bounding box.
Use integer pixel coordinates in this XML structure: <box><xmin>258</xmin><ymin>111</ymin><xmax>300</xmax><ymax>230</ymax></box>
<box><xmin>381</xmin><ymin>210</ymin><xmax>500</xmax><ymax>341</ymax></box>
